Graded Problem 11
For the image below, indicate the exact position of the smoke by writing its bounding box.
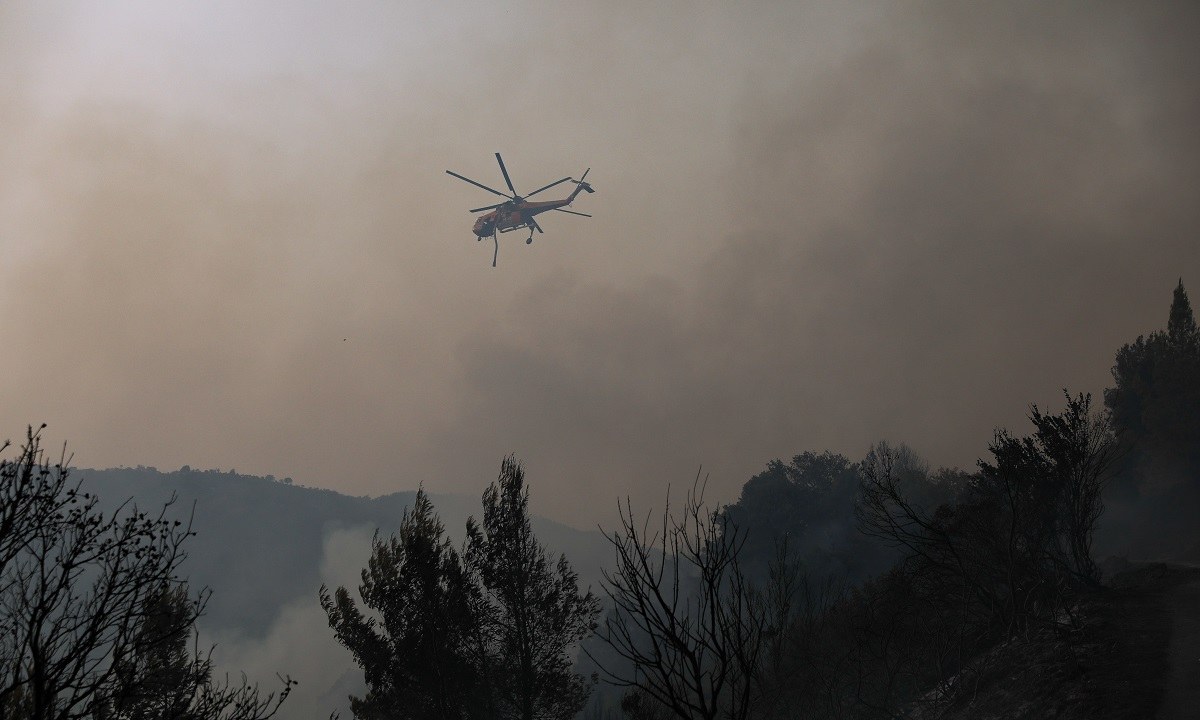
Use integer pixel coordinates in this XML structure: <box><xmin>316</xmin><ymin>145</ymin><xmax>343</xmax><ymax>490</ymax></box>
<box><xmin>407</xmin><ymin>1</ymin><xmax>1200</xmax><ymax>520</ymax></box>
<box><xmin>1</xmin><ymin>1</ymin><xmax>1198</xmax><ymax>527</ymax></box>
<box><xmin>205</xmin><ymin>525</ymin><xmax>372</xmax><ymax>720</ymax></box>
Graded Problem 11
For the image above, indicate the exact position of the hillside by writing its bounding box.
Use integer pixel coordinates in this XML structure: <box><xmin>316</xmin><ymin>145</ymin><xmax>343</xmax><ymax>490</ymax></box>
<box><xmin>911</xmin><ymin>563</ymin><xmax>1200</xmax><ymax>720</ymax></box>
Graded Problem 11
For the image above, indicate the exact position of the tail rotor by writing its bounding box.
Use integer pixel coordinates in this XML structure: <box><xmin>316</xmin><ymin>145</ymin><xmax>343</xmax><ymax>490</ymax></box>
<box><xmin>572</xmin><ymin>168</ymin><xmax>595</xmax><ymax>194</ymax></box>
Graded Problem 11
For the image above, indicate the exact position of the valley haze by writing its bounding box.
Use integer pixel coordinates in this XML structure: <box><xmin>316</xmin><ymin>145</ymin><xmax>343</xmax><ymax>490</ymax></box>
<box><xmin>75</xmin><ymin>465</ymin><xmax>613</xmax><ymax>720</ymax></box>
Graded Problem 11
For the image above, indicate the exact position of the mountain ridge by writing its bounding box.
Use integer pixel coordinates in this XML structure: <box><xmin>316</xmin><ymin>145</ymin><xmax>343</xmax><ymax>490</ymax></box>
<box><xmin>71</xmin><ymin>465</ymin><xmax>611</xmax><ymax>639</ymax></box>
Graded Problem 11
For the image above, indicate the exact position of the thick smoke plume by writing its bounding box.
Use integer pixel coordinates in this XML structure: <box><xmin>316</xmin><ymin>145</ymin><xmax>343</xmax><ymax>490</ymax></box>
<box><xmin>2</xmin><ymin>1</ymin><xmax>1197</xmax><ymax>526</ymax></box>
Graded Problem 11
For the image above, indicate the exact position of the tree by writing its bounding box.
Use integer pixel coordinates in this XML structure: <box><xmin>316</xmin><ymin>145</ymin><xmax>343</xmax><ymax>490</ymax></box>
<box><xmin>1167</xmin><ymin>279</ymin><xmax>1198</xmax><ymax>346</ymax></box>
<box><xmin>465</xmin><ymin>457</ymin><xmax>600</xmax><ymax>720</ymax></box>
<box><xmin>102</xmin><ymin>585</ymin><xmax>202</xmax><ymax>720</ymax></box>
<box><xmin>852</xmin><ymin>402</ymin><xmax>1118</xmax><ymax>718</ymax></box>
<box><xmin>320</xmin><ymin>489</ymin><xmax>481</xmax><ymax>720</ymax></box>
<box><xmin>102</xmin><ymin>585</ymin><xmax>293</xmax><ymax>720</ymax></box>
<box><xmin>0</xmin><ymin>426</ymin><xmax>290</xmax><ymax>720</ymax></box>
<box><xmin>859</xmin><ymin>393</ymin><xmax>1117</xmax><ymax>638</ymax></box>
<box><xmin>723</xmin><ymin>447</ymin><xmax>966</xmax><ymax>592</ymax></box>
<box><xmin>1105</xmin><ymin>279</ymin><xmax>1200</xmax><ymax>488</ymax></box>
<box><xmin>589</xmin><ymin>480</ymin><xmax>769</xmax><ymax>720</ymax></box>
<box><xmin>1020</xmin><ymin>393</ymin><xmax>1118</xmax><ymax>584</ymax></box>
<box><xmin>724</xmin><ymin>452</ymin><xmax>862</xmax><ymax>579</ymax></box>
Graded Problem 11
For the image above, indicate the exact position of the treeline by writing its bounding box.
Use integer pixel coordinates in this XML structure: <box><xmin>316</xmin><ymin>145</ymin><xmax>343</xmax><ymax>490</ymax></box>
<box><xmin>583</xmin><ymin>280</ymin><xmax>1199</xmax><ymax>719</ymax></box>
<box><xmin>737</xmin><ymin>395</ymin><xmax>1117</xmax><ymax>718</ymax></box>
<box><xmin>2</xmin><ymin>281</ymin><xmax>1196</xmax><ymax>720</ymax></box>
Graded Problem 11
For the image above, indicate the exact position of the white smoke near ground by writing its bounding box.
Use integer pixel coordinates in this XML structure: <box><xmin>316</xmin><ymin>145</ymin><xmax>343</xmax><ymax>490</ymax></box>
<box><xmin>204</xmin><ymin>525</ymin><xmax>373</xmax><ymax>720</ymax></box>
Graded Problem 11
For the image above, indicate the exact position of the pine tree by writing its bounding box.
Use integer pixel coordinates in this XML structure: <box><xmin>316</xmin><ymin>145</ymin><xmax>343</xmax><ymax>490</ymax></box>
<box><xmin>1105</xmin><ymin>279</ymin><xmax>1200</xmax><ymax>488</ymax></box>
<box><xmin>1168</xmin><ymin>278</ymin><xmax>1199</xmax><ymax>347</ymax></box>
<box><xmin>321</xmin><ymin>489</ymin><xmax>481</xmax><ymax>720</ymax></box>
<box><xmin>466</xmin><ymin>458</ymin><xmax>600</xmax><ymax>720</ymax></box>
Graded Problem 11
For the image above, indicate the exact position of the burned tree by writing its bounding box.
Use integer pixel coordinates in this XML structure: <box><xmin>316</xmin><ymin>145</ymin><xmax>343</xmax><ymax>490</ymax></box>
<box><xmin>858</xmin><ymin>393</ymin><xmax>1118</xmax><ymax>640</ymax></box>
<box><xmin>590</xmin><ymin>480</ymin><xmax>768</xmax><ymax>720</ymax></box>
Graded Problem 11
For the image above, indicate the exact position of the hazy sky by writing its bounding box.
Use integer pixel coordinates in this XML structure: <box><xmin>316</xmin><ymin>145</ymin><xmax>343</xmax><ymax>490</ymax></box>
<box><xmin>2</xmin><ymin>1</ymin><xmax>1198</xmax><ymax>528</ymax></box>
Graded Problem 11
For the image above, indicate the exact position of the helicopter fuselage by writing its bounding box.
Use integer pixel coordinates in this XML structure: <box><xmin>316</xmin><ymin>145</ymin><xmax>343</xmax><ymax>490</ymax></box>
<box><xmin>472</xmin><ymin>197</ymin><xmax>579</xmax><ymax>238</ymax></box>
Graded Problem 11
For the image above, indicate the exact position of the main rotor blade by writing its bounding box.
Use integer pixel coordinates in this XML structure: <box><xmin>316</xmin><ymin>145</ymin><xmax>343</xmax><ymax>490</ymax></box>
<box><xmin>470</xmin><ymin>202</ymin><xmax>505</xmax><ymax>213</ymax></box>
<box><xmin>525</xmin><ymin>177</ymin><xmax>571</xmax><ymax>198</ymax></box>
<box><xmin>553</xmin><ymin>208</ymin><xmax>592</xmax><ymax>217</ymax></box>
<box><xmin>495</xmin><ymin>153</ymin><xmax>518</xmax><ymax>196</ymax></box>
<box><xmin>446</xmin><ymin>170</ymin><xmax>511</xmax><ymax>200</ymax></box>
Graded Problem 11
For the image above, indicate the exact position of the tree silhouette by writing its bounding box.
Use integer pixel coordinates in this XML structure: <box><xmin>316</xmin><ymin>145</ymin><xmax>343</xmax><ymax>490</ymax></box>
<box><xmin>324</xmin><ymin>461</ymin><xmax>598</xmax><ymax>720</ymax></box>
<box><xmin>590</xmin><ymin>480</ymin><xmax>768</xmax><ymax>720</ymax></box>
<box><xmin>466</xmin><ymin>457</ymin><xmax>600</xmax><ymax>720</ymax></box>
<box><xmin>101</xmin><ymin>585</ymin><xmax>293</xmax><ymax>720</ymax></box>
<box><xmin>1167</xmin><ymin>279</ymin><xmax>1198</xmax><ymax>346</ymax></box>
<box><xmin>1105</xmin><ymin>279</ymin><xmax>1200</xmax><ymax>488</ymax></box>
<box><xmin>859</xmin><ymin>393</ymin><xmax>1117</xmax><ymax>638</ymax></box>
<box><xmin>321</xmin><ymin>489</ymin><xmax>481</xmax><ymax>720</ymax></box>
<box><xmin>0</xmin><ymin>426</ymin><xmax>290</xmax><ymax>720</ymax></box>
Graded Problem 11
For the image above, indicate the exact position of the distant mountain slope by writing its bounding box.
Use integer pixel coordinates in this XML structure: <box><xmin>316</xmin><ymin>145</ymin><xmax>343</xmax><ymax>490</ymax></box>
<box><xmin>75</xmin><ymin>466</ymin><xmax>611</xmax><ymax>639</ymax></box>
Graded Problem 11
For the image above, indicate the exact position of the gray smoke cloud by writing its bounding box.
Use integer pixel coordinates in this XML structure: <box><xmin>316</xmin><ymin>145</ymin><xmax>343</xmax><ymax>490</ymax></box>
<box><xmin>206</xmin><ymin>525</ymin><xmax>371</xmax><ymax>720</ymax></box>
<box><xmin>2</xmin><ymin>1</ymin><xmax>1198</xmax><ymax>527</ymax></box>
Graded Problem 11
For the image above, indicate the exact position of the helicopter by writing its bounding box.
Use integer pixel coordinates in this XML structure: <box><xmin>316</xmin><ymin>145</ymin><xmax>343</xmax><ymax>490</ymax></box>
<box><xmin>446</xmin><ymin>153</ymin><xmax>594</xmax><ymax>266</ymax></box>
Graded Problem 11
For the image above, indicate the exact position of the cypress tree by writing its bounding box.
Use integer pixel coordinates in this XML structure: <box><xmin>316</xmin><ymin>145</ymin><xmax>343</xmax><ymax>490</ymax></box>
<box><xmin>1167</xmin><ymin>278</ymin><xmax>1198</xmax><ymax>347</ymax></box>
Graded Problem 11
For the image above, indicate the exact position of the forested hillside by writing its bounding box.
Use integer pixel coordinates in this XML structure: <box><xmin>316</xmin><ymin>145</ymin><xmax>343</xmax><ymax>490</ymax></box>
<box><xmin>634</xmin><ymin>280</ymin><xmax>1200</xmax><ymax>719</ymax></box>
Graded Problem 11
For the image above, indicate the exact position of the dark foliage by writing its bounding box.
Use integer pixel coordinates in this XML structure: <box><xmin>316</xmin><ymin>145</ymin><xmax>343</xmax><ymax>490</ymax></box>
<box><xmin>617</xmin><ymin>690</ymin><xmax>672</xmax><ymax>720</ymax></box>
<box><xmin>843</xmin><ymin>395</ymin><xmax>1118</xmax><ymax>716</ymax></box>
<box><xmin>725</xmin><ymin>448</ymin><xmax>965</xmax><ymax>587</ymax></box>
<box><xmin>725</xmin><ymin>452</ymin><xmax>865</xmax><ymax>581</ymax></box>
<box><xmin>0</xmin><ymin>427</ymin><xmax>290</xmax><ymax>720</ymax></box>
<box><xmin>324</xmin><ymin>459</ymin><xmax>599</xmax><ymax>720</ymax></box>
<box><xmin>1105</xmin><ymin>279</ymin><xmax>1200</xmax><ymax>491</ymax></box>
<box><xmin>320</xmin><ymin>489</ymin><xmax>481</xmax><ymax>720</ymax></box>
<box><xmin>465</xmin><ymin>457</ymin><xmax>601</xmax><ymax>720</ymax></box>
<box><xmin>101</xmin><ymin>585</ymin><xmax>294</xmax><ymax>720</ymax></box>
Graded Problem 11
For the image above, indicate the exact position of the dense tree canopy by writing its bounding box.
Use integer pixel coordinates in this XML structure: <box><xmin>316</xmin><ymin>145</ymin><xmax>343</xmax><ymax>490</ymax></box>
<box><xmin>1105</xmin><ymin>279</ymin><xmax>1200</xmax><ymax>488</ymax></box>
<box><xmin>320</xmin><ymin>489</ymin><xmax>481</xmax><ymax>720</ymax></box>
<box><xmin>725</xmin><ymin>447</ymin><xmax>965</xmax><ymax>585</ymax></box>
<box><xmin>324</xmin><ymin>460</ymin><xmax>598</xmax><ymax>720</ymax></box>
